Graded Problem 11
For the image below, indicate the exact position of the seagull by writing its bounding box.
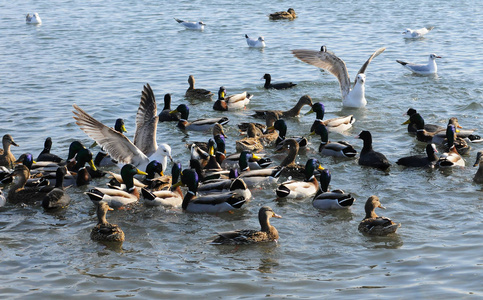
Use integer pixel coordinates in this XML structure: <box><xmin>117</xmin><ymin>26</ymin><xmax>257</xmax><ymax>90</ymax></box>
<box><xmin>72</xmin><ymin>84</ymin><xmax>173</xmax><ymax>173</ymax></box>
<box><xmin>396</xmin><ymin>53</ymin><xmax>441</xmax><ymax>75</ymax></box>
<box><xmin>292</xmin><ymin>46</ymin><xmax>386</xmax><ymax>108</ymax></box>
<box><xmin>245</xmin><ymin>34</ymin><xmax>265</xmax><ymax>48</ymax></box>
<box><xmin>174</xmin><ymin>18</ymin><xmax>205</xmax><ymax>30</ymax></box>
<box><xmin>26</xmin><ymin>13</ymin><xmax>41</xmax><ymax>24</ymax></box>
<box><xmin>403</xmin><ymin>27</ymin><xmax>434</xmax><ymax>39</ymax></box>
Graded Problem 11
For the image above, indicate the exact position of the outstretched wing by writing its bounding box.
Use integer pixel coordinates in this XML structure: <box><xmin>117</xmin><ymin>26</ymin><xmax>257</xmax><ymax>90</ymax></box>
<box><xmin>292</xmin><ymin>49</ymin><xmax>351</xmax><ymax>99</ymax></box>
<box><xmin>134</xmin><ymin>83</ymin><xmax>158</xmax><ymax>157</ymax></box>
<box><xmin>355</xmin><ymin>47</ymin><xmax>386</xmax><ymax>87</ymax></box>
<box><xmin>73</xmin><ymin>104</ymin><xmax>148</xmax><ymax>167</ymax></box>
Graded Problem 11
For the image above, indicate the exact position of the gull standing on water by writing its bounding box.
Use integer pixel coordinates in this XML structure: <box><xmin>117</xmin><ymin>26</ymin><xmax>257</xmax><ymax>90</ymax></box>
<box><xmin>292</xmin><ymin>46</ymin><xmax>386</xmax><ymax>108</ymax></box>
<box><xmin>396</xmin><ymin>54</ymin><xmax>441</xmax><ymax>75</ymax></box>
<box><xmin>245</xmin><ymin>34</ymin><xmax>266</xmax><ymax>48</ymax></box>
<box><xmin>402</xmin><ymin>27</ymin><xmax>434</xmax><ymax>39</ymax></box>
<box><xmin>174</xmin><ymin>18</ymin><xmax>205</xmax><ymax>30</ymax></box>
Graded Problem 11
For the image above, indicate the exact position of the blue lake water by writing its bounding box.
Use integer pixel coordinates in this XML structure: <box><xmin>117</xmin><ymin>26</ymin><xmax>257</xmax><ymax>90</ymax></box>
<box><xmin>1</xmin><ymin>0</ymin><xmax>483</xmax><ymax>298</ymax></box>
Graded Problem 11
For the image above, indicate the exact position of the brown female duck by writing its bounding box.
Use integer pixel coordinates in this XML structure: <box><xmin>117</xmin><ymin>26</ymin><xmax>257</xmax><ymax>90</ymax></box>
<box><xmin>0</xmin><ymin>134</ymin><xmax>19</xmax><ymax>168</ymax></box>
<box><xmin>269</xmin><ymin>8</ymin><xmax>297</xmax><ymax>20</ymax></box>
<box><xmin>358</xmin><ymin>196</ymin><xmax>400</xmax><ymax>236</ymax></box>
<box><xmin>185</xmin><ymin>75</ymin><xmax>213</xmax><ymax>100</ymax></box>
<box><xmin>253</xmin><ymin>95</ymin><xmax>312</xmax><ymax>118</ymax></box>
<box><xmin>91</xmin><ymin>201</ymin><xmax>125</xmax><ymax>242</ymax></box>
<box><xmin>211</xmin><ymin>206</ymin><xmax>282</xmax><ymax>245</ymax></box>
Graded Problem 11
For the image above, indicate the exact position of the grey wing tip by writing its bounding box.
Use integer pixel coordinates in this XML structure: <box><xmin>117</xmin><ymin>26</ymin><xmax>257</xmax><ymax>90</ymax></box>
<box><xmin>174</xmin><ymin>18</ymin><xmax>183</xmax><ymax>23</ymax></box>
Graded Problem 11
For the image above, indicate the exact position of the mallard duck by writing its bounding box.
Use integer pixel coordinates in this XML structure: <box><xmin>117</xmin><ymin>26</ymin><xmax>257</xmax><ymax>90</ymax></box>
<box><xmin>312</xmin><ymin>169</ymin><xmax>355</xmax><ymax>210</ymax></box>
<box><xmin>276</xmin><ymin>138</ymin><xmax>306</xmax><ymax>179</ymax></box>
<box><xmin>36</xmin><ymin>137</ymin><xmax>63</xmax><ymax>163</ymax></box>
<box><xmin>404</xmin><ymin>108</ymin><xmax>444</xmax><ymax>134</ymax></box>
<box><xmin>311</xmin><ymin>122</ymin><xmax>357</xmax><ymax>158</ymax></box>
<box><xmin>356</xmin><ymin>131</ymin><xmax>391</xmax><ymax>170</ymax></box>
<box><xmin>402</xmin><ymin>26</ymin><xmax>434</xmax><ymax>39</ymax></box>
<box><xmin>245</xmin><ymin>35</ymin><xmax>266</xmax><ymax>48</ymax></box>
<box><xmin>441</xmin><ymin>124</ymin><xmax>470</xmax><ymax>155</ymax></box>
<box><xmin>169</xmin><ymin>104</ymin><xmax>229</xmax><ymax>131</ymax></box>
<box><xmin>73</xmin><ymin>84</ymin><xmax>173</xmax><ymax>173</ymax></box>
<box><xmin>141</xmin><ymin>160</ymin><xmax>172</xmax><ymax>191</ymax></box>
<box><xmin>85</xmin><ymin>164</ymin><xmax>148</xmax><ymax>208</ymax></box>
<box><xmin>213</xmin><ymin>86</ymin><xmax>253</xmax><ymax>111</ymax></box>
<box><xmin>185</xmin><ymin>75</ymin><xmax>212</xmax><ymax>99</ymax></box>
<box><xmin>276</xmin><ymin>159</ymin><xmax>324</xmax><ymax>199</ymax></box>
<box><xmin>7</xmin><ymin>165</ymin><xmax>50</xmax><ymax>205</ymax></box>
<box><xmin>159</xmin><ymin>93</ymin><xmax>181</xmax><ymax>122</ymax></box>
<box><xmin>236</xmin><ymin>123</ymin><xmax>264</xmax><ymax>152</ymax></box>
<box><xmin>253</xmin><ymin>95</ymin><xmax>312</xmax><ymax>119</ymax></box>
<box><xmin>473</xmin><ymin>151</ymin><xmax>483</xmax><ymax>183</ymax></box>
<box><xmin>175</xmin><ymin>169</ymin><xmax>246</xmax><ymax>213</ymax></box>
<box><xmin>436</xmin><ymin>145</ymin><xmax>465</xmax><ymax>167</ymax></box>
<box><xmin>26</xmin><ymin>13</ymin><xmax>42</xmax><ymax>24</ymax></box>
<box><xmin>174</xmin><ymin>18</ymin><xmax>205</xmax><ymax>30</ymax></box>
<box><xmin>269</xmin><ymin>8</ymin><xmax>296</xmax><ymax>20</ymax></box>
<box><xmin>262</xmin><ymin>73</ymin><xmax>297</xmax><ymax>90</ymax></box>
<box><xmin>358</xmin><ymin>196</ymin><xmax>400</xmax><ymax>236</ymax></box>
<box><xmin>90</xmin><ymin>201</ymin><xmax>125</xmax><ymax>243</ymax></box>
<box><xmin>0</xmin><ymin>134</ymin><xmax>19</xmax><ymax>168</ymax></box>
<box><xmin>267</xmin><ymin>119</ymin><xmax>308</xmax><ymax>148</ymax></box>
<box><xmin>141</xmin><ymin>163</ymin><xmax>183</xmax><ymax>207</ymax></box>
<box><xmin>211</xmin><ymin>206</ymin><xmax>282</xmax><ymax>245</ymax></box>
<box><xmin>396</xmin><ymin>53</ymin><xmax>441</xmax><ymax>75</ymax></box>
<box><xmin>71</xmin><ymin>148</ymin><xmax>104</xmax><ymax>186</ymax></box>
<box><xmin>186</xmin><ymin>123</ymin><xmax>227</xmax><ymax>153</ymax></box>
<box><xmin>221</xmin><ymin>151</ymin><xmax>272</xmax><ymax>170</ymax></box>
<box><xmin>292</xmin><ymin>47</ymin><xmax>385</xmax><ymax>108</ymax></box>
<box><xmin>41</xmin><ymin>166</ymin><xmax>71</xmax><ymax>210</ymax></box>
<box><xmin>396</xmin><ymin>143</ymin><xmax>438</xmax><ymax>167</ymax></box>
<box><xmin>197</xmin><ymin>169</ymin><xmax>252</xmax><ymax>200</ymax></box>
<box><xmin>307</xmin><ymin>102</ymin><xmax>355</xmax><ymax>133</ymax></box>
<box><xmin>237</xmin><ymin>151</ymin><xmax>283</xmax><ymax>187</ymax></box>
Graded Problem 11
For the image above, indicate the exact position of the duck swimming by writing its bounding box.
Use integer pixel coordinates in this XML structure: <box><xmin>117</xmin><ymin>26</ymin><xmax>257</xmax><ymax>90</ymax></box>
<box><xmin>211</xmin><ymin>206</ymin><xmax>282</xmax><ymax>245</ymax></box>
<box><xmin>311</xmin><ymin>122</ymin><xmax>357</xmax><ymax>158</ymax></box>
<box><xmin>253</xmin><ymin>95</ymin><xmax>312</xmax><ymax>119</ymax></box>
<box><xmin>473</xmin><ymin>151</ymin><xmax>483</xmax><ymax>183</ymax></box>
<box><xmin>90</xmin><ymin>201</ymin><xmax>125</xmax><ymax>243</ymax></box>
<box><xmin>356</xmin><ymin>130</ymin><xmax>391</xmax><ymax>170</ymax></box>
<box><xmin>358</xmin><ymin>196</ymin><xmax>400</xmax><ymax>236</ymax></box>
<box><xmin>41</xmin><ymin>166</ymin><xmax>71</xmax><ymax>210</ymax></box>
<box><xmin>269</xmin><ymin>8</ymin><xmax>296</xmax><ymax>20</ymax></box>
<box><xmin>159</xmin><ymin>93</ymin><xmax>181</xmax><ymax>122</ymax></box>
<box><xmin>307</xmin><ymin>102</ymin><xmax>355</xmax><ymax>133</ymax></box>
<box><xmin>0</xmin><ymin>134</ymin><xmax>19</xmax><ymax>168</ymax></box>
<box><xmin>7</xmin><ymin>165</ymin><xmax>50</xmax><ymax>205</ymax></box>
<box><xmin>262</xmin><ymin>73</ymin><xmax>297</xmax><ymax>90</ymax></box>
<box><xmin>36</xmin><ymin>137</ymin><xmax>63</xmax><ymax>163</ymax></box>
<box><xmin>396</xmin><ymin>143</ymin><xmax>438</xmax><ymax>168</ymax></box>
<box><xmin>185</xmin><ymin>75</ymin><xmax>212</xmax><ymax>99</ymax></box>
<box><xmin>170</xmin><ymin>104</ymin><xmax>229</xmax><ymax>131</ymax></box>
<box><xmin>276</xmin><ymin>158</ymin><xmax>324</xmax><ymax>199</ymax></box>
<box><xmin>213</xmin><ymin>86</ymin><xmax>253</xmax><ymax>111</ymax></box>
<box><xmin>312</xmin><ymin>169</ymin><xmax>355</xmax><ymax>210</ymax></box>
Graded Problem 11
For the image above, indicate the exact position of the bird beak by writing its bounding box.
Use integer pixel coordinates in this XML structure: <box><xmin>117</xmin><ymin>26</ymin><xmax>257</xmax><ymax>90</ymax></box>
<box><xmin>169</xmin><ymin>155</ymin><xmax>174</xmax><ymax>163</ymax></box>
<box><xmin>402</xmin><ymin>119</ymin><xmax>411</xmax><ymax>125</ymax></box>
<box><xmin>108</xmin><ymin>206</ymin><xmax>114</xmax><ymax>211</ymax></box>
<box><xmin>136</xmin><ymin>169</ymin><xmax>148</xmax><ymax>176</ymax></box>
<box><xmin>305</xmin><ymin>108</ymin><xmax>314</xmax><ymax>115</ymax></box>
<box><xmin>12</xmin><ymin>141</ymin><xmax>19</xmax><ymax>147</ymax></box>
<box><xmin>169</xmin><ymin>109</ymin><xmax>178</xmax><ymax>114</ymax></box>
<box><xmin>88</xmin><ymin>160</ymin><xmax>97</xmax><ymax>171</ymax></box>
<box><xmin>378</xmin><ymin>204</ymin><xmax>386</xmax><ymax>209</ymax></box>
<box><xmin>273</xmin><ymin>213</ymin><xmax>282</xmax><ymax>218</ymax></box>
<box><xmin>309</xmin><ymin>131</ymin><xmax>316</xmax><ymax>136</ymax></box>
<box><xmin>317</xmin><ymin>165</ymin><xmax>325</xmax><ymax>171</ymax></box>
<box><xmin>436</xmin><ymin>56</ymin><xmax>442</xmax><ymax>58</ymax></box>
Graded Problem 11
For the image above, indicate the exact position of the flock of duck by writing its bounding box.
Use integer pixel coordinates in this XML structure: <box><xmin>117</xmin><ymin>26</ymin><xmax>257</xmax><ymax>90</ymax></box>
<box><xmin>5</xmin><ymin>9</ymin><xmax>482</xmax><ymax>245</ymax></box>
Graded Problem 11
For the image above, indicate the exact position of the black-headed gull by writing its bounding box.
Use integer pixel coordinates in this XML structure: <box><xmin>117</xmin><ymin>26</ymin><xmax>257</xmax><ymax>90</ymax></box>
<box><xmin>396</xmin><ymin>53</ymin><xmax>441</xmax><ymax>75</ymax></box>
<box><xmin>245</xmin><ymin>35</ymin><xmax>265</xmax><ymax>48</ymax></box>
<box><xmin>292</xmin><ymin>46</ymin><xmax>386</xmax><ymax>108</ymax></box>
<box><xmin>403</xmin><ymin>27</ymin><xmax>434</xmax><ymax>39</ymax></box>
<box><xmin>26</xmin><ymin>13</ymin><xmax>41</xmax><ymax>24</ymax></box>
<box><xmin>174</xmin><ymin>18</ymin><xmax>205</xmax><ymax>30</ymax></box>
<box><xmin>72</xmin><ymin>84</ymin><xmax>173</xmax><ymax>173</ymax></box>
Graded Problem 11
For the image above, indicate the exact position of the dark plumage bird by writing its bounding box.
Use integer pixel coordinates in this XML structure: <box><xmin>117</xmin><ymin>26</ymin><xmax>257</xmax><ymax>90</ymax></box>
<box><xmin>36</xmin><ymin>137</ymin><xmax>63</xmax><ymax>163</ymax></box>
<box><xmin>473</xmin><ymin>151</ymin><xmax>483</xmax><ymax>183</ymax></box>
<box><xmin>41</xmin><ymin>166</ymin><xmax>71</xmax><ymax>210</ymax></box>
<box><xmin>269</xmin><ymin>8</ymin><xmax>297</xmax><ymax>20</ymax></box>
<box><xmin>262</xmin><ymin>73</ymin><xmax>296</xmax><ymax>90</ymax></box>
<box><xmin>159</xmin><ymin>93</ymin><xmax>181</xmax><ymax>122</ymax></box>
<box><xmin>211</xmin><ymin>206</ymin><xmax>282</xmax><ymax>245</ymax></box>
<box><xmin>356</xmin><ymin>131</ymin><xmax>390</xmax><ymax>170</ymax></box>
<box><xmin>252</xmin><ymin>95</ymin><xmax>312</xmax><ymax>119</ymax></box>
<box><xmin>0</xmin><ymin>134</ymin><xmax>19</xmax><ymax>168</ymax></box>
<box><xmin>396</xmin><ymin>143</ymin><xmax>438</xmax><ymax>167</ymax></box>
<box><xmin>185</xmin><ymin>75</ymin><xmax>213</xmax><ymax>100</ymax></box>
<box><xmin>358</xmin><ymin>196</ymin><xmax>400</xmax><ymax>236</ymax></box>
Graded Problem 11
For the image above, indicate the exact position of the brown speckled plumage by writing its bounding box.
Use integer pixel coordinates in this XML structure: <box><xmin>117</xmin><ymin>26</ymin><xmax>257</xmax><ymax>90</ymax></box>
<box><xmin>212</xmin><ymin>206</ymin><xmax>281</xmax><ymax>245</ymax></box>
<box><xmin>90</xmin><ymin>201</ymin><xmax>125</xmax><ymax>242</ymax></box>
<box><xmin>358</xmin><ymin>196</ymin><xmax>400</xmax><ymax>236</ymax></box>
